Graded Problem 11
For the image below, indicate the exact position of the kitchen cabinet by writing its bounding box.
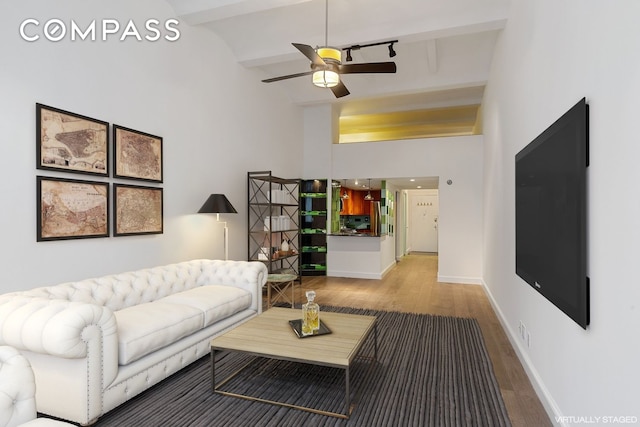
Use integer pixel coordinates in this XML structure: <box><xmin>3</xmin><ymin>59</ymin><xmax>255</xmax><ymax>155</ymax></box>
<box><xmin>340</xmin><ymin>188</ymin><xmax>381</xmax><ymax>215</ymax></box>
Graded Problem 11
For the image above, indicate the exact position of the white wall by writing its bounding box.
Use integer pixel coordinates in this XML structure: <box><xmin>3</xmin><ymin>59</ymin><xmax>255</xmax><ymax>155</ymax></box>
<box><xmin>332</xmin><ymin>136</ymin><xmax>483</xmax><ymax>284</ymax></box>
<box><xmin>0</xmin><ymin>0</ymin><xmax>302</xmax><ymax>292</ymax></box>
<box><xmin>302</xmin><ymin>104</ymin><xmax>334</xmax><ymax>180</ymax></box>
<box><xmin>483</xmin><ymin>0</ymin><xmax>640</xmax><ymax>423</ymax></box>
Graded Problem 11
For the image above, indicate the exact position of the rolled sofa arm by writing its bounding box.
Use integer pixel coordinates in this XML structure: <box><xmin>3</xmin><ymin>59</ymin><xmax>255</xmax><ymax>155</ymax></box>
<box><xmin>0</xmin><ymin>297</ymin><xmax>119</xmax><ymax>424</ymax></box>
<box><xmin>0</xmin><ymin>296</ymin><xmax>117</xmax><ymax>359</ymax></box>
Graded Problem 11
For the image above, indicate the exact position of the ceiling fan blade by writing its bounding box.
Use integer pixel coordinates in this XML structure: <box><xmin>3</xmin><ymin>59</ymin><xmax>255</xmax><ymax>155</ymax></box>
<box><xmin>339</xmin><ymin>62</ymin><xmax>397</xmax><ymax>74</ymax></box>
<box><xmin>292</xmin><ymin>43</ymin><xmax>326</xmax><ymax>67</ymax></box>
<box><xmin>330</xmin><ymin>81</ymin><xmax>350</xmax><ymax>98</ymax></box>
<box><xmin>262</xmin><ymin>70</ymin><xmax>314</xmax><ymax>83</ymax></box>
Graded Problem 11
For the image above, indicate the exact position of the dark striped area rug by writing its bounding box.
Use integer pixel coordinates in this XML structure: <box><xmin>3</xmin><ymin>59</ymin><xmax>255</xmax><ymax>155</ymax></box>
<box><xmin>95</xmin><ymin>306</ymin><xmax>511</xmax><ymax>427</ymax></box>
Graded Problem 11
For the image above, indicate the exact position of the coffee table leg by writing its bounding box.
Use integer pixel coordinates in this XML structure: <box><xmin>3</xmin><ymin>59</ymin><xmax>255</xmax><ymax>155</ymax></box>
<box><xmin>210</xmin><ymin>350</ymin><xmax>216</xmax><ymax>392</ymax></box>
<box><xmin>345</xmin><ymin>366</ymin><xmax>350</xmax><ymax>417</ymax></box>
<box><xmin>374</xmin><ymin>322</ymin><xmax>378</xmax><ymax>361</ymax></box>
<box><xmin>290</xmin><ymin>280</ymin><xmax>295</xmax><ymax>308</ymax></box>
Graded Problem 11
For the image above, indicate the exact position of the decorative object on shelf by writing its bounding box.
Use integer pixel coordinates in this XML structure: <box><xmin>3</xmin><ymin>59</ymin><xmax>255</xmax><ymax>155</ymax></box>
<box><xmin>258</xmin><ymin>247</ymin><xmax>270</xmax><ymax>260</ymax></box>
<box><xmin>113</xmin><ymin>125</ymin><xmax>163</xmax><ymax>183</ymax></box>
<box><xmin>113</xmin><ymin>184</ymin><xmax>163</xmax><ymax>236</ymax></box>
<box><xmin>36</xmin><ymin>176</ymin><xmax>109</xmax><ymax>241</ymax></box>
<box><xmin>198</xmin><ymin>194</ymin><xmax>237</xmax><ymax>260</ymax></box>
<box><xmin>264</xmin><ymin>215</ymin><xmax>291</xmax><ymax>231</ymax></box>
<box><xmin>301</xmin><ymin>290</ymin><xmax>320</xmax><ymax>336</ymax></box>
<box><xmin>36</xmin><ymin>103</ymin><xmax>109</xmax><ymax>176</ymax></box>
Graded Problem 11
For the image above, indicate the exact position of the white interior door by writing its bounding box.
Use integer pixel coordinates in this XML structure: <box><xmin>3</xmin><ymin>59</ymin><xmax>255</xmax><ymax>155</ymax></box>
<box><xmin>410</xmin><ymin>193</ymin><xmax>439</xmax><ymax>252</ymax></box>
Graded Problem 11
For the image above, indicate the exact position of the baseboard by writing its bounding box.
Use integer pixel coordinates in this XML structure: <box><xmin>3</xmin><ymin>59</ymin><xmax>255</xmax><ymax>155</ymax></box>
<box><xmin>327</xmin><ymin>261</ymin><xmax>396</xmax><ymax>280</ymax></box>
<box><xmin>381</xmin><ymin>260</ymin><xmax>396</xmax><ymax>278</ymax></box>
<box><xmin>480</xmin><ymin>279</ymin><xmax>565</xmax><ymax>427</ymax></box>
<box><xmin>327</xmin><ymin>270</ymin><xmax>382</xmax><ymax>280</ymax></box>
<box><xmin>437</xmin><ymin>275</ymin><xmax>482</xmax><ymax>285</ymax></box>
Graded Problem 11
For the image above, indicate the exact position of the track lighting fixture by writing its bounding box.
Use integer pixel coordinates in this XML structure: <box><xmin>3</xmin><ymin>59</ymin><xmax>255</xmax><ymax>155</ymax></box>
<box><xmin>345</xmin><ymin>48</ymin><xmax>353</xmax><ymax>62</ymax></box>
<box><xmin>342</xmin><ymin>40</ymin><xmax>398</xmax><ymax>60</ymax></box>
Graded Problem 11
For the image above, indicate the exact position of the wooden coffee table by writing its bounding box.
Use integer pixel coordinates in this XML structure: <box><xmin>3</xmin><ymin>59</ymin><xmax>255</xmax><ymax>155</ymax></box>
<box><xmin>210</xmin><ymin>307</ymin><xmax>377</xmax><ymax>419</ymax></box>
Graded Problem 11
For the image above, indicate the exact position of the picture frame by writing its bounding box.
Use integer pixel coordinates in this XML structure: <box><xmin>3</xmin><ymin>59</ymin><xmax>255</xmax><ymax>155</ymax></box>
<box><xmin>113</xmin><ymin>184</ymin><xmax>163</xmax><ymax>236</ymax></box>
<box><xmin>113</xmin><ymin>125</ymin><xmax>163</xmax><ymax>183</ymax></box>
<box><xmin>36</xmin><ymin>103</ymin><xmax>109</xmax><ymax>176</ymax></box>
<box><xmin>37</xmin><ymin>176</ymin><xmax>109</xmax><ymax>241</ymax></box>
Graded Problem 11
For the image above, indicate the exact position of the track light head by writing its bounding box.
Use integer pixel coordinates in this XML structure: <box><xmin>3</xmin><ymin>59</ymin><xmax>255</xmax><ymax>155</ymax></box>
<box><xmin>388</xmin><ymin>42</ymin><xmax>396</xmax><ymax>58</ymax></box>
<box><xmin>346</xmin><ymin>48</ymin><xmax>352</xmax><ymax>62</ymax></box>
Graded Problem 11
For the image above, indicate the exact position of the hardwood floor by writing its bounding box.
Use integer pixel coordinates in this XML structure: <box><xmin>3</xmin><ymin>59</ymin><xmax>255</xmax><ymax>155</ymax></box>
<box><xmin>288</xmin><ymin>253</ymin><xmax>552</xmax><ymax>427</ymax></box>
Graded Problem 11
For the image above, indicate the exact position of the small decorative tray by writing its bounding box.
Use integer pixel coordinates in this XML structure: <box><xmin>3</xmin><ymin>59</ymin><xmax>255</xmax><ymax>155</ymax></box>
<box><xmin>288</xmin><ymin>319</ymin><xmax>332</xmax><ymax>338</ymax></box>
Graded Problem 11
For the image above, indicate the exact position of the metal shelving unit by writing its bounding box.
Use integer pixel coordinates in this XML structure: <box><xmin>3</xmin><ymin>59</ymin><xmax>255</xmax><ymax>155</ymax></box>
<box><xmin>248</xmin><ymin>171</ymin><xmax>300</xmax><ymax>277</ymax></box>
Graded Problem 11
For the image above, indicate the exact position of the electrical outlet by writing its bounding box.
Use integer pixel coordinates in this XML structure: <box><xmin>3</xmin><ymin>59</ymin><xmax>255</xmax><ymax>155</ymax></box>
<box><xmin>518</xmin><ymin>321</ymin><xmax>522</xmax><ymax>337</ymax></box>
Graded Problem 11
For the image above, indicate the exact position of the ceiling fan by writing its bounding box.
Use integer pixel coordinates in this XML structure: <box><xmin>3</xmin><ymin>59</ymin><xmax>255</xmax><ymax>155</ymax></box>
<box><xmin>261</xmin><ymin>0</ymin><xmax>397</xmax><ymax>98</ymax></box>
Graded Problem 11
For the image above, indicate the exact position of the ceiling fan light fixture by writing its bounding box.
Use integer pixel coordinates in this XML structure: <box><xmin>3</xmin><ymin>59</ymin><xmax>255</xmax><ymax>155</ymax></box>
<box><xmin>316</xmin><ymin>47</ymin><xmax>341</xmax><ymax>62</ymax></box>
<box><xmin>313</xmin><ymin>70</ymin><xmax>339</xmax><ymax>88</ymax></box>
<box><xmin>312</xmin><ymin>46</ymin><xmax>341</xmax><ymax>88</ymax></box>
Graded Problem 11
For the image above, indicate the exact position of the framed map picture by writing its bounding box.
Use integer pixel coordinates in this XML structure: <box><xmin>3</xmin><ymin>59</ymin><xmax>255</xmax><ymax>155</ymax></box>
<box><xmin>37</xmin><ymin>176</ymin><xmax>109</xmax><ymax>241</ymax></box>
<box><xmin>114</xmin><ymin>184</ymin><xmax>163</xmax><ymax>236</ymax></box>
<box><xmin>36</xmin><ymin>103</ymin><xmax>109</xmax><ymax>176</ymax></box>
<box><xmin>113</xmin><ymin>125</ymin><xmax>163</xmax><ymax>183</ymax></box>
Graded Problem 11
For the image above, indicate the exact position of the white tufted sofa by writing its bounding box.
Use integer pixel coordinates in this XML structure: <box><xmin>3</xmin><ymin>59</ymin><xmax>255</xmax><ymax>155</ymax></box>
<box><xmin>0</xmin><ymin>346</ymin><xmax>74</xmax><ymax>427</ymax></box>
<box><xmin>0</xmin><ymin>259</ymin><xmax>267</xmax><ymax>426</ymax></box>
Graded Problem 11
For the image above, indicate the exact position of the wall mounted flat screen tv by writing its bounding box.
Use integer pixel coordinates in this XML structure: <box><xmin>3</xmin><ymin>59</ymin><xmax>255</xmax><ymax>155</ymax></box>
<box><xmin>515</xmin><ymin>98</ymin><xmax>589</xmax><ymax>329</ymax></box>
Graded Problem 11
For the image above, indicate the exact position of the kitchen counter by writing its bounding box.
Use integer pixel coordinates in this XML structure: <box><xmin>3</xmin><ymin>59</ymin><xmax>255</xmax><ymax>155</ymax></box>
<box><xmin>327</xmin><ymin>234</ymin><xmax>396</xmax><ymax>279</ymax></box>
<box><xmin>329</xmin><ymin>232</ymin><xmax>378</xmax><ymax>237</ymax></box>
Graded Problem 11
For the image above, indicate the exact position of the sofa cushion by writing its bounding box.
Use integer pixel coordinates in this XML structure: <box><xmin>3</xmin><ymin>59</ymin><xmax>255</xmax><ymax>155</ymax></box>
<box><xmin>115</xmin><ymin>302</ymin><xmax>203</xmax><ymax>365</ymax></box>
<box><xmin>159</xmin><ymin>285</ymin><xmax>252</xmax><ymax>327</ymax></box>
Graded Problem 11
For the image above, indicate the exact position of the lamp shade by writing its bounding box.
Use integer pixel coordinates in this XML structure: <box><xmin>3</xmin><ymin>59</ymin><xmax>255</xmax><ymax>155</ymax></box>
<box><xmin>198</xmin><ymin>194</ymin><xmax>237</xmax><ymax>214</ymax></box>
<box><xmin>313</xmin><ymin>70</ymin><xmax>339</xmax><ymax>88</ymax></box>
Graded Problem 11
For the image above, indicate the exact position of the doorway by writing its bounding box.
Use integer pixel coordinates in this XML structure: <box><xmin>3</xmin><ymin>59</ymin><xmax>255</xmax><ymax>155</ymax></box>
<box><xmin>408</xmin><ymin>190</ymin><xmax>439</xmax><ymax>253</ymax></box>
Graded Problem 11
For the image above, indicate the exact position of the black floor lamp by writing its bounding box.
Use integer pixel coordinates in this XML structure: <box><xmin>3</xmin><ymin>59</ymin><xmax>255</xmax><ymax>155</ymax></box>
<box><xmin>198</xmin><ymin>194</ymin><xmax>237</xmax><ymax>260</ymax></box>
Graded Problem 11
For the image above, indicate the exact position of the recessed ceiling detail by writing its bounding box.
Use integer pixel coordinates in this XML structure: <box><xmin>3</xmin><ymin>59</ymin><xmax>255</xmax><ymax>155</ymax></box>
<box><xmin>338</xmin><ymin>104</ymin><xmax>482</xmax><ymax>144</ymax></box>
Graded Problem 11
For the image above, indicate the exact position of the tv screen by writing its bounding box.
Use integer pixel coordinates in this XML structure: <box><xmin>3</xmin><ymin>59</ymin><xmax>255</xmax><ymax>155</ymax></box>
<box><xmin>515</xmin><ymin>98</ymin><xmax>589</xmax><ymax>329</ymax></box>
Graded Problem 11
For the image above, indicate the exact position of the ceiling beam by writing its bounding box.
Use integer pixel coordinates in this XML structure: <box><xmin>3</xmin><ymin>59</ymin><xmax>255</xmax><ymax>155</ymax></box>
<box><xmin>237</xmin><ymin>20</ymin><xmax>505</xmax><ymax>68</ymax></box>
<box><xmin>166</xmin><ymin>0</ymin><xmax>313</xmax><ymax>25</ymax></box>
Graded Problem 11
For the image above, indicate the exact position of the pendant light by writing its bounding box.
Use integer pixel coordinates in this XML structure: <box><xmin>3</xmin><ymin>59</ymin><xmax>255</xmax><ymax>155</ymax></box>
<box><xmin>364</xmin><ymin>179</ymin><xmax>374</xmax><ymax>200</ymax></box>
<box><xmin>341</xmin><ymin>179</ymin><xmax>350</xmax><ymax>199</ymax></box>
